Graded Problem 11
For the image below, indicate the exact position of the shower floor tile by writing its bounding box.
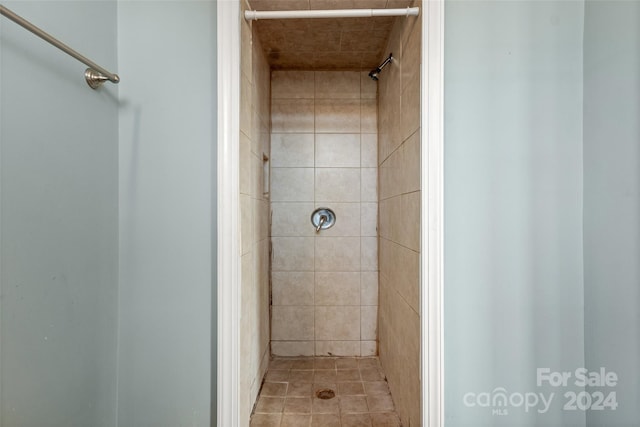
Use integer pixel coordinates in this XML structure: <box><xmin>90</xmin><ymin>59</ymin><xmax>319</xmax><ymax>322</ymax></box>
<box><xmin>250</xmin><ymin>356</ymin><xmax>402</xmax><ymax>427</ymax></box>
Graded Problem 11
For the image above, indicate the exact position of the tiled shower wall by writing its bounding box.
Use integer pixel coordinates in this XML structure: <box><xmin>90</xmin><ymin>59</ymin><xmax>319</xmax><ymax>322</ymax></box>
<box><xmin>270</xmin><ymin>71</ymin><xmax>379</xmax><ymax>357</ymax></box>
<box><xmin>377</xmin><ymin>3</ymin><xmax>422</xmax><ymax>426</ymax></box>
<box><xmin>239</xmin><ymin>6</ymin><xmax>271</xmax><ymax>426</ymax></box>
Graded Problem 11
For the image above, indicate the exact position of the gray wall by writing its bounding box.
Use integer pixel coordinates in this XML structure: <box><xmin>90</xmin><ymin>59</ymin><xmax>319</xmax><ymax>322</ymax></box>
<box><xmin>444</xmin><ymin>1</ymin><xmax>586</xmax><ymax>426</ymax></box>
<box><xmin>116</xmin><ymin>2</ymin><xmax>215</xmax><ymax>426</ymax></box>
<box><xmin>1</xmin><ymin>2</ymin><xmax>217</xmax><ymax>426</ymax></box>
<box><xmin>584</xmin><ymin>2</ymin><xmax>640</xmax><ymax>425</ymax></box>
<box><xmin>0</xmin><ymin>1</ymin><xmax>119</xmax><ymax>426</ymax></box>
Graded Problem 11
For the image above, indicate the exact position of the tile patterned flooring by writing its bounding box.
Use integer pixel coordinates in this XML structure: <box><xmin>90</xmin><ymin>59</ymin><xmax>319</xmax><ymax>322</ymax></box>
<box><xmin>250</xmin><ymin>356</ymin><xmax>402</xmax><ymax>427</ymax></box>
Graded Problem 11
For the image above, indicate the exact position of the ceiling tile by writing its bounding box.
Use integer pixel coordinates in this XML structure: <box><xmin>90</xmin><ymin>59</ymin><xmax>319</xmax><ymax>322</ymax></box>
<box><xmin>249</xmin><ymin>0</ymin><xmax>408</xmax><ymax>70</ymax></box>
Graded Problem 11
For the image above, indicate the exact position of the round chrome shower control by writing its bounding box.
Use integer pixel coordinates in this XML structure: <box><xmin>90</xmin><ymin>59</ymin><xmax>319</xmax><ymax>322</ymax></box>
<box><xmin>311</xmin><ymin>208</ymin><xmax>336</xmax><ymax>233</ymax></box>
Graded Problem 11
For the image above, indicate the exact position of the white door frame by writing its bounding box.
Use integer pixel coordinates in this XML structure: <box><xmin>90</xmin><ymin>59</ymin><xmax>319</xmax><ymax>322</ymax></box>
<box><xmin>216</xmin><ymin>1</ymin><xmax>445</xmax><ymax>425</ymax></box>
<box><xmin>216</xmin><ymin>1</ymin><xmax>241</xmax><ymax>426</ymax></box>
<box><xmin>421</xmin><ymin>1</ymin><xmax>445</xmax><ymax>426</ymax></box>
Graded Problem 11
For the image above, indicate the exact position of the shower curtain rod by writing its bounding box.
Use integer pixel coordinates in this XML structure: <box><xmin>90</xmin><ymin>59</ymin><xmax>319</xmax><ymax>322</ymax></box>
<box><xmin>0</xmin><ymin>4</ymin><xmax>120</xmax><ymax>89</ymax></box>
<box><xmin>244</xmin><ymin>6</ymin><xmax>420</xmax><ymax>21</ymax></box>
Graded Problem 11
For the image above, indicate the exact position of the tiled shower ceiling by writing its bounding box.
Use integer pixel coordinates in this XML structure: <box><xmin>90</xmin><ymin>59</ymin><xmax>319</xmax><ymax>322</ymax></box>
<box><xmin>248</xmin><ymin>0</ymin><xmax>413</xmax><ymax>70</ymax></box>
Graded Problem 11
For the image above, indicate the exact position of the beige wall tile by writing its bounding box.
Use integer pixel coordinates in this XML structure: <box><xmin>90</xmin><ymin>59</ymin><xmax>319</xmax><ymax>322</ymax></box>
<box><xmin>361</xmin><ymin>99</ymin><xmax>377</xmax><ymax>134</ymax></box>
<box><xmin>272</xmin><ymin>71</ymin><xmax>315</xmax><ymax>99</ymax></box>
<box><xmin>272</xmin><ymin>99</ymin><xmax>315</xmax><ymax>133</ymax></box>
<box><xmin>315</xmin><ymin>272</ymin><xmax>360</xmax><ymax>305</ymax></box>
<box><xmin>360</xmin><ymin>71</ymin><xmax>377</xmax><ymax>99</ymax></box>
<box><xmin>240</xmin><ymin>15</ymin><xmax>252</xmax><ymax>81</ymax></box>
<box><xmin>360</xmin><ymin>341</ymin><xmax>377</xmax><ymax>357</ymax></box>
<box><xmin>241</xmin><ymin>252</ymin><xmax>254</xmax><ymax>339</ymax></box>
<box><xmin>361</xmin><ymin>134</ymin><xmax>378</xmax><ymax>168</ymax></box>
<box><xmin>401</xmin><ymin>130</ymin><xmax>420</xmax><ymax>194</ymax></box>
<box><xmin>315</xmin><ymin>341</ymin><xmax>361</xmax><ymax>357</ymax></box>
<box><xmin>379</xmin><ymin>238</ymin><xmax>419</xmax><ymax>313</ymax></box>
<box><xmin>401</xmin><ymin>4</ymin><xmax>421</xmax><ymax>147</ymax></box>
<box><xmin>240</xmin><ymin>18</ymin><xmax>273</xmax><ymax>422</ymax></box>
<box><xmin>272</xmin><ymin>202</ymin><xmax>315</xmax><ymax>237</ymax></box>
<box><xmin>254</xmin><ymin>35</ymin><xmax>271</xmax><ymax>122</ymax></box>
<box><xmin>251</xmin><ymin>105</ymin><xmax>261</xmax><ymax>155</ymax></box>
<box><xmin>314</xmin><ymin>203</ymin><xmax>360</xmax><ymax>237</ymax></box>
<box><xmin>399</xmin><ymin>192</ymin><xmax>420</xmax><ymax>252</ymax></box>
<box><xmin>271</xmin><ymin>133</ymin><xmax>314</xmax><ymax>167</ymax></box>
<box><xmin>269</xmin><ymin>70</ymin><xmax>382</xmax><ymax>357</ymax></box>
<box><xmin>272</xmin><ymin>272</ymin><xmax>314</xmax><ymax>306</ymax></box>
<box><xmin>315</xmin><ymin>134</ymin><xmax>361</xmax><ymax>167</ymax></box>
<box><xmin>252</xmin><ymin>198</ymin><xmax>262</xmax><ymax>246</ymax></box>
<box><xmin>241</xmin><ymin>195</ymin><xmax>253</xmax><ymax>255</ymax></box>
<box><xmin>315</xmin><ymin>305</ymin><xmax>360</xmax><ymax>341</ymax></box>
<box><xmin>378</xmin><ymin>278</ymin><xmax>420</xmax><ymax>426</ymax></box>
<box><xmin>361</xmin><ymin>168</ymin><xmax>378</xmax><ymax>202</ymax></box>
<box><xmin>401</xmin><ymin>79</ymin><xmax>420</xmax><ymax>143</ymax></box>
<box><xmin>260</xmin><ymin>125</ymin><xmax>270</xmax><ymax>155</ymax></box>
<box><xmin>377</xmin><ymin>198</ymin><xmax>390</xmax><ymax>241</ymax></box>
<box><xmin>252</xmin><ymin>199</ymin><xmax>265</xmax><ymax>244</ymax></box>
<box><xmin>361</xmin><ymin>237</ymin><xmax>378</xmax><ymax>272</ymax></box>
<box><xmin>252</xmin><ymin>100</ymin><xmax>262</xmax><ymax>151</ymax></box>
<box><xmin>272</xmin><ymin>306</ymin><xmax>314</xmax><ymax>340</ymax></box>
<box><xmin>401</xmin><ymin>11</ymin><xmax>421</xmax><ymax>87</ymax></box>
<box><xmin>241</xmin><ymin>76</ymin><xmax>253</xmax><ymax>140</ymax></box>
<box><xmin>315</xmin><ymin>99</ymin><xmax>360</xmax><ymax>133</ymax></box>
<box><xmin>272</xmin><ymin>341</ymin><xmax>315</xmax><ymax>357</ymax></box>
<box><xmin>315</xmin><ymin>237</ymin><xmax>360</xmax><ymax>272</ymax></box>
<box><xmin>381</xmin><ymin>134</ymin><xmax>424</xmax><ymax>200</ymax></box>
<box><xmin>377</xmin><ymin>278</ymin><xmax>390</xmax><ymax>355</ymax></box>
<box><xmin>378</xmin><ymin>153</ymin><xmax>392</xmax><ymax>201</ymax></box>
<box><xmin>251</xmin><ymin>152</ymin><xmax>264</xmax><ymax>200</ymax></box>
<box><xmin>378</xmin><ymin>192</ymin><xmax>419</xmax><ymax>251</ymax></box>
<box><xmin>361</xmin><ymin>306</ymin><xmax>378</xmax><ymax>340</ymax></box>
<box><xmin>378</xmin><ymin>126</ymin><xmax>394</xmax><ymax>167</ymax></box>
<box><xmin>271</xmin><ymin>168</ymin><xmax>314</xmax><ymax>202</ymax></box>
<box><xmin>378</xmin><ymin>196</ymin><xmax>400</xmax><ymax>242</ymax></box>
<box><xmin>272</xmin><ymin>237</ymin><xmax>315</xmax><ymax>271</ymax></box>
<box><xmin>315</xmin><ymin>168</ymin><xmax>361</xmax><ymax>202</ymax></box>
<box><xmin>315</xmin><ymin>71</ymin><xmax>360</xmax><ymax>99</ymax></box>
<box><xmin>377</xmin><ymin>26</ymin><xmax>402</xmax><ymax>163</ymax></box>
<box><xmin>240</xmin><ymin>132</ymin><xmax>252</xmax><ymax>195</ymax></box>
<box><xmin>259</xmin><ymin>124</ymin><xmax>271</xmax><ymax>159</ymax></box>
<box><xmin>258</xmin><ymin>199</ymin><xmax>270</xmax><ymax>241</ymax></box>
<box><xmin>361</xmin><ymin>202</ymin><xmax>377</xmax><ymax>237</ymax></box>
<box><xmin>361</xmin><ymin>272</ymin><xmax>379</xmax><ymax>306</ymax></box>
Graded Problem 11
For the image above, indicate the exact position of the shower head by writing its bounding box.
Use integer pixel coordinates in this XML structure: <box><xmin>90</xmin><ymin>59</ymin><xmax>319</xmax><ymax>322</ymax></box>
<box><xmin>369</xmin><ymin>53</ymin><xmax>393</xmax><ymax>81</ymax></box>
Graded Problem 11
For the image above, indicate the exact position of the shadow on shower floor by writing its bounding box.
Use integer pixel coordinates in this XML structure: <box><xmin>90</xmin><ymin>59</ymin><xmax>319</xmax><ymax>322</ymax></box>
<box><xmin>250</xmin><ymin>356</ymin><xmax>402</xmax><ymax>427</ymax></box>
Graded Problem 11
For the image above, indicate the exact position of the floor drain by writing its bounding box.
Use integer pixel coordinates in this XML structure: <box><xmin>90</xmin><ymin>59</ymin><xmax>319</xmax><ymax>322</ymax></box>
<box><xmin>315</xmin><ymin>388</ymin><xmax>336</xmax><ymax>400</ymax></box>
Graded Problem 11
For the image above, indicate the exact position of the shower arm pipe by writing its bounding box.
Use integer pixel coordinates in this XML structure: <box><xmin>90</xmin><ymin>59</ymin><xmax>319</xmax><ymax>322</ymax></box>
<box><xmin>244</xmin><ymin>7</ymin><xmax>419</xmax><ymax>21</ymax></box>
<box><xmin>0</xmin><ymin>4</ymin><xmax>120</xmax><ymax>87</ymax></box>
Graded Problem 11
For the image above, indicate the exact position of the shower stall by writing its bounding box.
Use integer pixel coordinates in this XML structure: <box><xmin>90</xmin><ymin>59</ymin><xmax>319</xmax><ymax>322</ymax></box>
<box><xmin>232</xmin><ymin>1</ymin><xmax>424</xmax><ymax>425</ymax></box>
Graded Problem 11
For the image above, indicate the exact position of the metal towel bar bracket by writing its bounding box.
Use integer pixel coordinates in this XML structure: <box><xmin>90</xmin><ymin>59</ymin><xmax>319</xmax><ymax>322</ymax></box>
<box><xmin>0</xmin><ymin>4</ymin><xmax>120</xmax><ymax>89</ymax></box>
